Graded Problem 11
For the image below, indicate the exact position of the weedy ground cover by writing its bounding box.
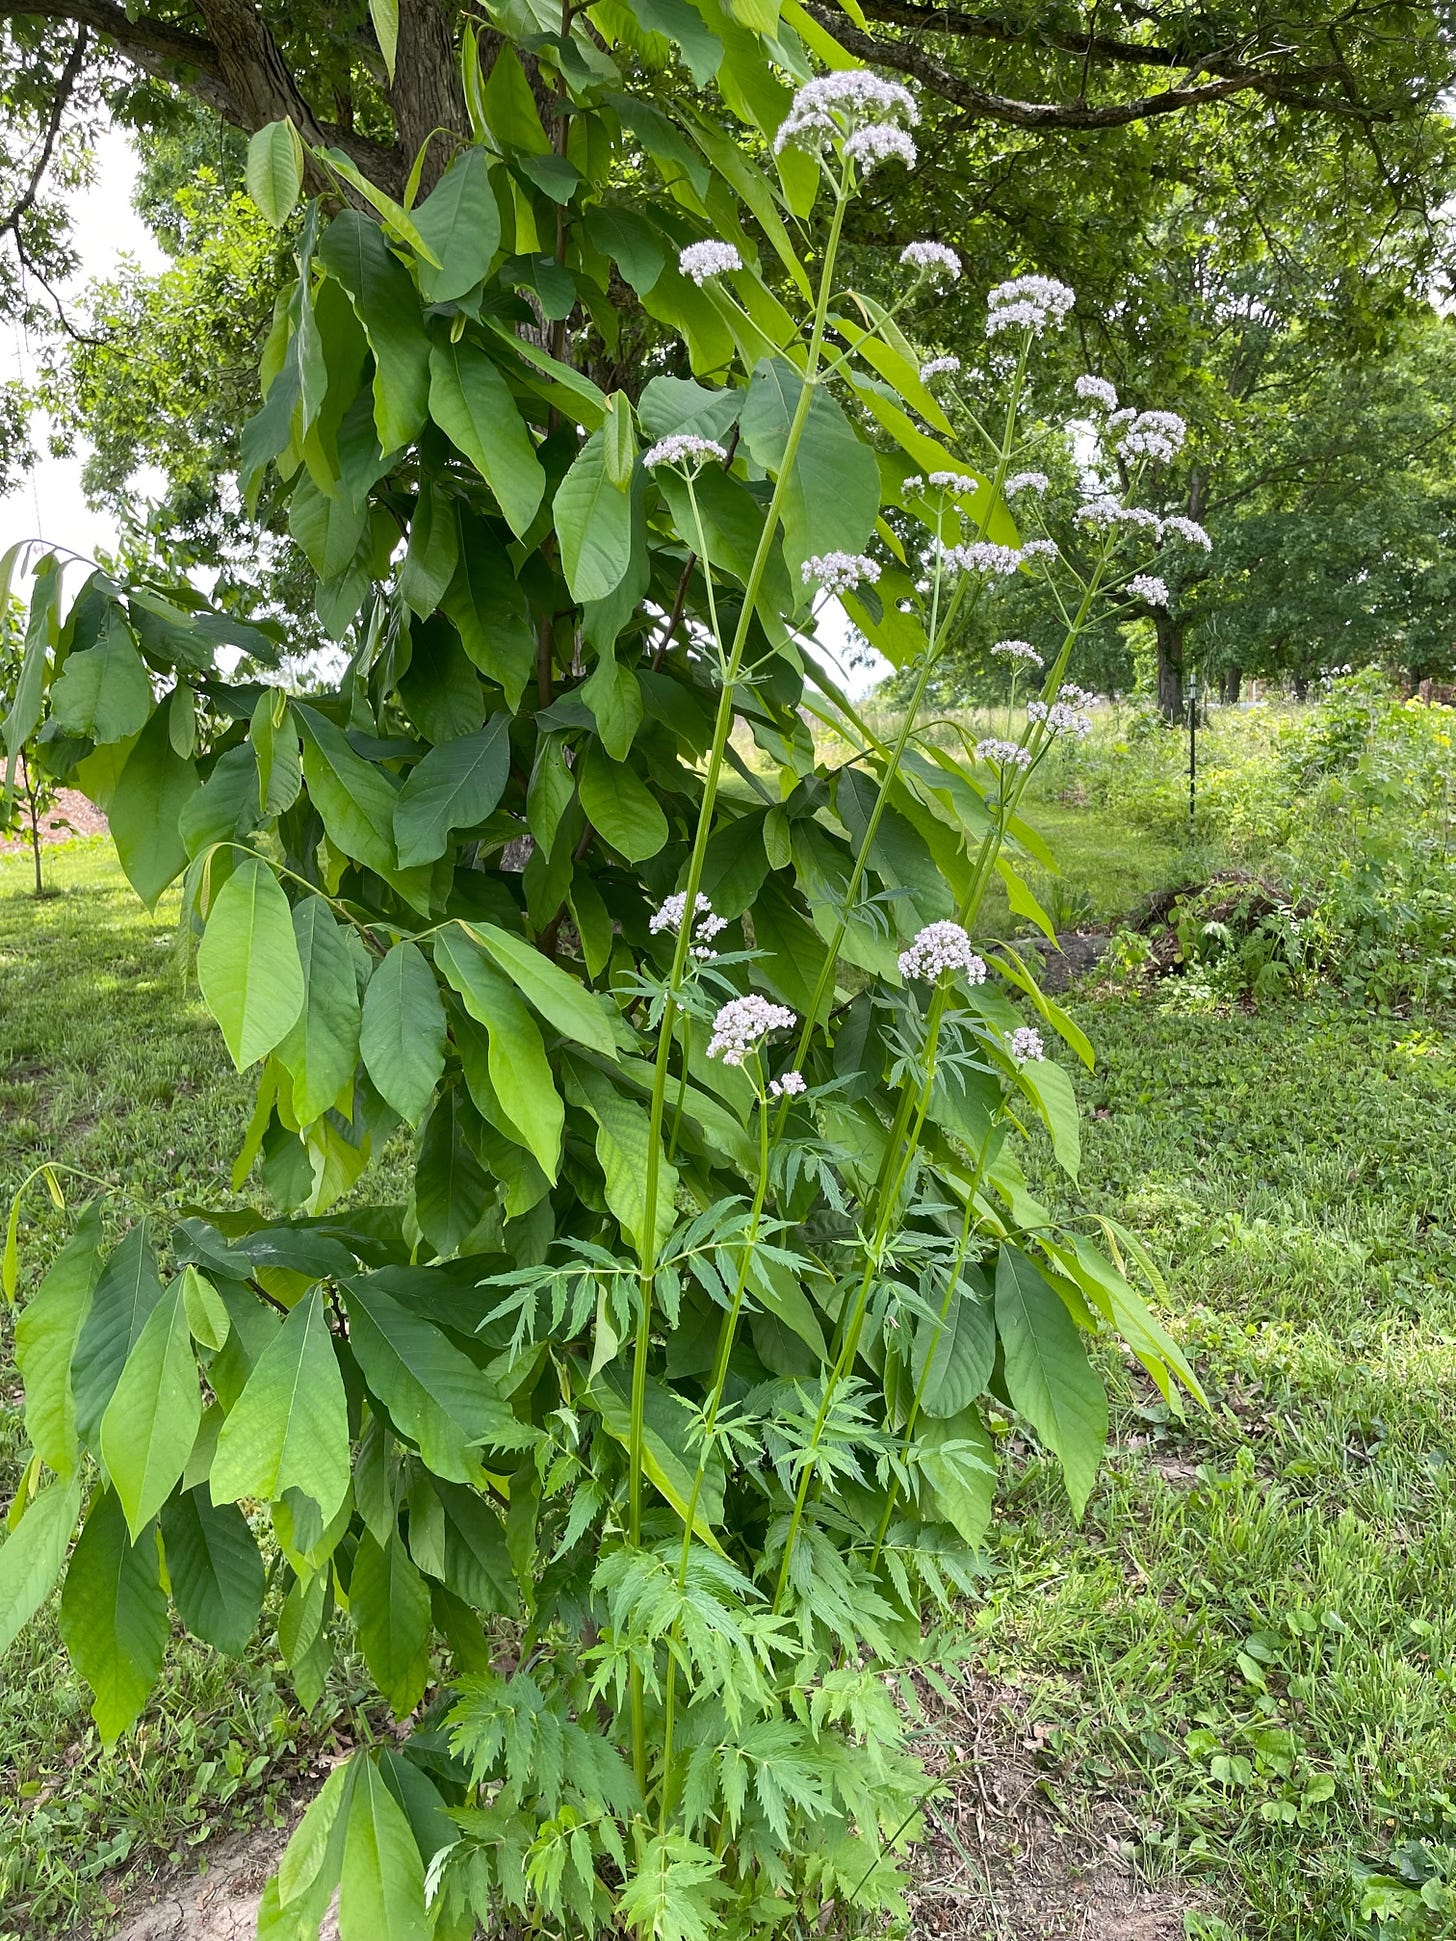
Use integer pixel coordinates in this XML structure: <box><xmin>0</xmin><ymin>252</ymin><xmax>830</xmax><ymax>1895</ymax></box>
<box><xmin>6</xmin><ymin>830</ymin><xmax>1456</xmax><ymax>1941</ymax></box>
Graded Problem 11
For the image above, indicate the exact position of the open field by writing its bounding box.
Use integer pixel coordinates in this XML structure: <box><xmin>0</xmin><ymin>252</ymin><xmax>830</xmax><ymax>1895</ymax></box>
<box><xmin>3</xmin><ymin>787</ymin><xmax>1456</xmax><ymax>1937</ymax></box>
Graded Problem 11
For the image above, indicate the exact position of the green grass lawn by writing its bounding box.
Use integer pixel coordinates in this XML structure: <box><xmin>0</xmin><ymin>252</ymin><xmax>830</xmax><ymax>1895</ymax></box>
<box><xmin>3</xmin><ymin>832</ymin><xmax>1455</xmax><ymax>1937</ymax></box>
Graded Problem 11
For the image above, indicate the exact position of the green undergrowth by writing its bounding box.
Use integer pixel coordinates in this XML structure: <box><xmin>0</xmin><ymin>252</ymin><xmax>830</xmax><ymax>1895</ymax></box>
<box><xmin>4</xmin><ymin>839</ymin><xmax>1454</xmax><ymax>1938</ymax></box>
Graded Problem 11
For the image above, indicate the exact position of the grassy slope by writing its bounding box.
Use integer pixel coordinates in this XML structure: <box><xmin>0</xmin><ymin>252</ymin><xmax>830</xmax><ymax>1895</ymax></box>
<box><xmin>0</xmin><ymin>846</ymin><xmax>370</xmax><ymax>1940</ymax></box>
<box><xmin>4</xmin><ymin>820</ymin><xmax>1455</xmax><ymax>1937</ymax></box>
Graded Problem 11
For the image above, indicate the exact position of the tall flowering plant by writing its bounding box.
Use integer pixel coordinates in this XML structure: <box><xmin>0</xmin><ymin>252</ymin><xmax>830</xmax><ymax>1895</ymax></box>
<box><xmin>0</xmin><ymin>23</ymin><xmax>1200</xmax><ymax>1939</ymax></box>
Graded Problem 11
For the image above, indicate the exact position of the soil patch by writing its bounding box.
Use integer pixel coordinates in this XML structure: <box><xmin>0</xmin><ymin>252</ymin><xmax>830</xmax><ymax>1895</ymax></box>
<box><xmin>1</xmin><ymin>788</ymin><xmax>109</xmax><ymax>854</ymax></box>
<box><xmin>1025</xmin><ymin>932</ymin><xmax>1109</xmax><ymax>995</ymax></box>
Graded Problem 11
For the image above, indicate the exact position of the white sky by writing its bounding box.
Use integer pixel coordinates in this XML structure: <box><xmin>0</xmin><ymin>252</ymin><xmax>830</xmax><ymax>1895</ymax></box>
<box><xmin>0</xmin><ymin>128</ymin><xmax>885</xmax><ymax>693</ymax></box>
<box><xmin>1</xmin><ymin>126</ymin><xmax>166</xmax><ymax>574</ymax></box>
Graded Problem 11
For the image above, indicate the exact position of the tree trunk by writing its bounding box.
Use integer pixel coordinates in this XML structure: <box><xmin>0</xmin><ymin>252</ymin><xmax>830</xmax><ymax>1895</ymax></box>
<box><xmin>1155</xmin><ymin>611</ymin><xmax>1184</xmax><ymax>720</ymax></box>
<box><xmin>389</xmin><ymin>0</ymin><xmax>471</xmax><ymax>188</ymax></box>
<box><xmin>1292</xmin><ymin>673</ymin><xmax>1309</xmax><ymax>702</ymax></box>
<box><xmin>1219</xmin><ymin>667</ymin><xmax>1242</xmax><ymax>704</ymax></box>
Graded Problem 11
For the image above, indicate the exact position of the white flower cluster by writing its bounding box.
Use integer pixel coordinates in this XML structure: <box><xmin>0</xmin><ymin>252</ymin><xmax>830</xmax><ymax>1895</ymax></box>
<box><xmin>708</xmin><ymin>994</ymin><xmax>796</xmax><ymax>1065</ymax></box>
<box><xmin>919</xmin><ymin>354</ymin><xmax>961</xmax><ymax>380</ymax></box>
<box><xmin>1075</xmin><ymin>374</ymin><xmax>1118</xmax><ymax>411</ymax></box>
<box><xmin>1117</xmin><ymin>409</ymin><xmax>1187</xmax><ymax>462</ymax></box>
<box><xmin>679</xmin><ymin>240</ymin><xmax>742</xmax><ymax>285</ymax></box>
<box><xmin>1047</xmin><ymin>699</ymin><xmax>1092</xmax><ymax>738</ymax></box>
<box><xmin>1059</xmin><ymin>682</ymin><xmax>1098</xmax><ymax>708</ymax></box>
<box><xmin>1161</xmin><ymin>514</ymin><xmax>1212</xmax><ymax>551</ymax></box>
<box><xmin>1005</xmin><ymin>471</ymin><xmax>1049</xmax><ymax>496</ymax></box>
<box><xmin>976</xmin><ymin>737</ymin><xmax>1032</xmax><ymax>769</ymax></box>
<box><xmin>942</xmin><ymin>541</ymin><xmax>1023</xmax><ymax>577</ymax></box>
<box><xmin>927</xmin><ymin>470</ymin><xmax>978</xmax><ymax>494</ymax></box>
<box><xmin>650</xmin><ymin>891</ymin><xmax>729</xmax><ymax>961</ymax></box>
<box><xmin>802</xmin><ymin>551</ymin><xmax>880</xmax><ymax>595</ymax></box>
<box><xmin>1128</xmin><ymin>574</ymin><xmax>1170</xmax><ymax>608</ymax></box>
<box><xmin>642</xmin><ymin>433</ymin><xmax>729</xmax><ymax>471</ymax></box>
<box><xmin>898</xmin><ymin>921</ymin><xmax>988</xmax><ymax>985</ymax></box>
<box><xmin>776</xmin><ymin>72</ymin><xmax>917</xmax><ymax>157</ymax></box>
<box><xmin>986</xmin><ymin>274</ymin><xmax>1075</xmax><ymax>338</ymax></box>
<box><xmin>1019</xmin><ymin>537</ymin><xmax>1060</xmax><ymax>561</ymax></box>
<box><xmin>900</xmin><ymin>240</ymin><xmax>961</xmax><ymax>285</ymax></box>
<box><xmin>991</xmin><ymin>638</ymin><xmax>1043</xmax><ymax>666</ymax></box>
<box><xmin>845</xmin><ymin>122</ymin><xmax>917</xmax><ymax>171</ymax></box>
<box><xmin>1009</xmin><ymin>1024</ymin><xmax>1045</xmax><ymax>1063</ymax></box>
<box><xmin>769</xmin><ymin>1070</ymin><xmax>807</xmax><ymax>1098</ymax></box>
<box><xmin>1076</xmin><ymin>497</ymin><xmax>1159</xmax><ymax>532</ymax></box>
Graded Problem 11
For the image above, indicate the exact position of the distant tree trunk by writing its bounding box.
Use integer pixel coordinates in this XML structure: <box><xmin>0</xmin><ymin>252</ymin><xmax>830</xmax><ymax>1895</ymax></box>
<box><xmin>20</xmin><ymin>755</ymin><xmax>44</xmax><ymax>897</ymax></box>
<box><xmin>1292</xmin><ymin>673</ymin><xmax>1309</xmax><ymax>702</ymax></box>
<box><xmin>1155</xmin><ymin>610</ymin><xmax>1184</xmax><ymax>719</ymax></box>
<box><xmin>1219</xmin><ymin>668</ymin><xmax>1242</xmax><ymax>704</ymax></box>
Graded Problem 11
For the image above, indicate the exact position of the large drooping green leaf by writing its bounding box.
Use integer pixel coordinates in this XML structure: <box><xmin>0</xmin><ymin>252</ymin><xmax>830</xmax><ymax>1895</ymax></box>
<box><xmin>295</xmin><ymin>704</ymin><xmax>399</xmax><ymax>879</ymax></box>
<box><xmin>15</xmin><ymin>1201</ymin><xmax>104</xmax><ymax>1478</ymax></box>
<box><xmin>592</xmin><ymin>1366</ymin><xmax>725</xmax><ymax>1548</ymax></box>
<box><xmin>318</xmin><ymin>210</ymin><xmax>431</xmax><ymax>453</ymax></box>
<box><xmin>58</xmin><ymin>1489</ymin><xmax>167</xmax><ymax>1745</ymax></box>
<box><xmin>246</xmin><ymin>119</ymin><xmax>304</xmax><ymax>227</ymax></box>
<box><xmin>917</xmin><ymin>1408</ymin><xmax>996</xmax><ymax>1548</ymax></box>
<box><xmin>210</xmin><ymin>1288</ymin><xmax>352</xmax><ymax>1524</ymax></box>
<box><xmin>554</xmin><ymin>430</ymin><xmax>634</xmax><ymax>601</ymax></box>
<box><xmin>99</xmin><ymin>1275</ymin><xmax>201</xmax><ymax>1539</ymax></box>
<box><xmin>274</xmin><ymin>1759</ymin><xmax>353</xmax><ymax>1925</ymax></box>
<box><xmin>277</xmin><ymin>897</ymin><xmax>362</xmax><ymax>1122</ymax></box>
<box><xmin>159</xmin><ymin>1488</ymin><xmax>266</xmax><ymax>1655</ymax></box>
<box><xmin>359</xmin><ymin>941</ymin><xmax>446</xmax><ymax>1123</ymax></box>
<box><xmin>577</xmin><ymin>745</ymin><xmax>667</xmax><ymax>861</ymax></box>
<box><xmin>1019</xmin><ymin>1058</ymin><xmax>1081</xmax><ymax>1180</ymax></box>
<box><xmin>739</xmin><ymin>354</ymin><xmax>879</xmax><ymax>581</ymax></box>
<box><xmin>564</xmin><ymin>1059</ymin><xmax>677</xmax><ymax>1264</ymax></box>
<box><xmin>398</xmin><ymin>480</ymin><xmax>460</xmax><ymax>618</ymax></box>
<box><xmin>72</xmin><ymin>1224</ymin><xmax>165</xmax><ymax>1447</ymax></box>
<box><xmin>49</xmin><ymin>624</ymin><xmax>152</xmax><ymax>743</ymax></box>
<box><xmin>349</xmin><ymin>1531</ymin><xmax>432</xmax><ymax>1718</ymax></box>
<box><xmin>0</xmin><ymin>1477</ymin><xmax>80</xmax><ymax>1658</ymax></box>
<box><xmin>912</xmin><ymin>1263</ymin><xmax>994</xmax><ymax>1420</ymax></box>
<box><xmin>197</xmin><ymin>856</ymin><xmax>307</xmax><ymax>1072</ymax></box>
<box><xmin>434</xmin><ymin>930</ymin><xmax>562</xmax><ymax>1177</ymax></box>
<box><xmin>994</xmin><ymin>1245</ymin><xmax>1107</xmax><ymax>1516</ymax></box>
<box><xmin>428</xmin><ymin>341</ymin><xmax>545</xmax><ymax>538</ymax></box>
<box><xmin>343</xmin><ymin>1277</ymin><xmax>534</xmax><ymax>1483</ymax></box>
<box><xmin>338</xmin><ymin>1754</ymin><xmax>433</xmax><ymax>1941</ymax></box>
<box><xmin>414</xmin><ymin>149</ymin><xmax>500</xmax><ymax>301</ymax></box>
<box><xmin>413</xmin><ymin>1083</ymin><xmax>492</xmax><ymax>1257</ymax></box>
<box><xmin>393</xmin><ymin>714</ymin><xmax>511</xmax><ymax>868</ymax></box>
<box><xmin>464</xmin><ymin>919</ymin><xmax>617</xmax><ymax>1055</ymax></box>
<box><xmin>107</xmin><ymin>707</ymin><xmax>198</xmax><ymax>908</ymax></box>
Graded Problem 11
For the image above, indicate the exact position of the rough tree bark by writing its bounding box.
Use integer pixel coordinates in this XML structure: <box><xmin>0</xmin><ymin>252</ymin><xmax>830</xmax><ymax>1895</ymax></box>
<box><xmin>1154</xmin><ymin>609</ymin><xmax>1185</xmax><ymax>720</ymax></box>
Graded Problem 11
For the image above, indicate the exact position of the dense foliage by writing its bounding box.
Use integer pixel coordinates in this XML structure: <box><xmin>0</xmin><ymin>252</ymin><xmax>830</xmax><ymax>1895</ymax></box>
<box><xmin>0</xmin><ymin>17</ymin><xmax>1213</xmax><ymax>1938</ymax></box>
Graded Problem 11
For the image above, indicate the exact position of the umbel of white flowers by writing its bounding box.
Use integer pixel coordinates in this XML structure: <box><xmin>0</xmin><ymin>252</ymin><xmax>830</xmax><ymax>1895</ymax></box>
<box><xmin>898</xmin><ymin>921</ymin><xmax>989</xmax><ymax>984</ymax></box>
<box><xmin>707</xmin><ymin>995</ymin><xmax>797</xmax><ymax>1066</ymax></box>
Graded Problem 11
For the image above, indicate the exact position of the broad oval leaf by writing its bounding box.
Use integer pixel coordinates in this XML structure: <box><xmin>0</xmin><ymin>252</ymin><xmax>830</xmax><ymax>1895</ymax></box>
<box><xmin>577</xmin><ymin>745</ymin><xmax>667</xmax><ymax>862</ymax></box>
<box><xmin>554</xmin><ymin>430</ymin><xmax>633</xmax><ymax>601</ymax></box>
<box><xmin>159</xmin><ymin>1487</ymin><xmax>265</xmax><ymax>1656</ymax></box>
<box><xmin>428</xmin><ymin>340</ymin><xmax>545</xmax><ymax>538</ymax></box>
<box><xmin>994</xmin><ymin>1244</ymin><xmax>1107</xmax><ymax>1517</ymax></box>
<box><xmin>197</xmin><ymin>856</ymin><xmax>306</xmax><ymax>1072</ymax></box>
<box><xmin>394</xmin><ymin>714</ymin><xmax>511</xmax><ymax>868</ymax></box>
<box><xmin>0</xmin><ymin>1477</ymin><xmax>80</xmax><ymax>1658</ymax></box>
<box><xmin>359</xmin><ymin>940</ymin><xmax>446</xmax><ymax>1124</ymax></box>
<box><xmin>99</xmin><ymin>1276</ymin><xmax>202</xmax><ymax>1539</ymax></box>
<box><xmin>209</xmin><ymin>1288</ymin><xmax>351</xmax><ymax>1525</ymax></box>
<box><xmin>246</xmin><ymin>119</ymin><xmax>304</xmax><ymax>228</ymax></box>
<box><xmin>58</xmin><ymin>1489</ymin><xmax>167</xmax><ymax>1746</ymax></box>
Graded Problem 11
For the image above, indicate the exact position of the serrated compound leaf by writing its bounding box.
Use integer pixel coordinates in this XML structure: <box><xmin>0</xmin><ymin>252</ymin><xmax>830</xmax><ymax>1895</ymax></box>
<box><xmin>350</xmin><ymin>1531</ymin><xmax>431</xmax><ymax>1717</ymax></box>
<box><xmin>58</xmin><ymin>1490</ymin><xmax>167</xmax><ymax>1746</ymax></box>
<box><xmin>100</xmin><ymin>1276</ymin><xmax>202</xmax><ymax>1539</ymax></box>
<box><xmin>360</xmin><ymin>941</ymin><xmax>446</xmax><ymax>1124</ymax></box>
<box><xmin>393</xmin><ymin>714</ymin><xmax>511</xmax><ymax>867</ymax></box>
<box><xmin>277</xmin><ymin>896</ymin><xmax>362</xmax><ymax>1122</ymax></box>
<box><xmin>994</xmin><ymin>1244</ymin><xmax>1107</xmax><ymax>1517</ymax></box>
<box><xmin>198</xmin><ymin>856</ymin><xmax>306</xmax><ymax>1071</ymax></box>
<box><xmin>338</xmin><ymin>1755</ymin><xmax>433</xmax><ymax>1941</ymax></box>
<box><xmin>343</xmin><ymin>1277</ymin><xmax>534</xmax><ymax>1482</ymax></box>
<box><xmin>159</xmin><ymin>1487</ymin><xmax>265</xmax><ymax>1655</ymax></box>
<box><xmin>246</xmin><ymin>119</ymin><xmax>304</xmax><ymax>226</ymax></box>
<box><xmin>0</xmin><ymin>1476</ymin><xmax>80</xmax><ymax>1657</ymax></box>
<box><xmin>210</xmin><ymin>1288</ymin><xmax>351</xmax><ymax>1525</ymax></box>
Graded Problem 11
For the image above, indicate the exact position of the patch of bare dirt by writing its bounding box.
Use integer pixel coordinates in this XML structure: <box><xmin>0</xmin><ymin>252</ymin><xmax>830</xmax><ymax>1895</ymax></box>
<box><xmin>0</xmin><ymin>787</ymin><xmax>108</xmax><ymax>853</ymax></box>
<box><xmin>100</xmin><ymin>1823</ymin><xmax>337</xmax><ymax>1941</ymax></box>
<box><xmin>908</xmin><ymin>1676</ymin><xmax>1203</xmax><ymax>1940</ymax></box>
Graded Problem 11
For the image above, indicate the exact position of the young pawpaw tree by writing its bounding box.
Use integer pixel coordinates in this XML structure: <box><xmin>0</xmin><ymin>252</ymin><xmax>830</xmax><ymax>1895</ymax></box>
<box><xmin>0</xmin><ymin>9</ymin><xmax>1201</xmax><ymax>1935</ymax></box>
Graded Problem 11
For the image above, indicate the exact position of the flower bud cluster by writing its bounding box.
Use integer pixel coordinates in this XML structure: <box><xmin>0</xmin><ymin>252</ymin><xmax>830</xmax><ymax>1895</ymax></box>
<box><xmin>802</xmin><ymin>551</ymin><xmax>880</xmax><ymax>595</ymax></box>
<box><xmin>986</xmin><ymin>275</ymin><xmax>1075</xmax><ymax>337</ymax></box>
<box><xmin>708</xmin><ymin>995</ymin><xmax>796</xmax><ymax>1065</ymax></box>
<box><xmin>769</xmin><ymin>1070</ymin><xmax>807</xmax><ymax>1098</ymax></box>
<box><xmin>643</xmin><ymin>434</ymin><xmax>729</xmax><ymax>471</ymax></box>
<box><xmin>1008</xmin><ymin>1025</ymin><xmax>1045</xmax><ymax>1063</ymax></box>
<box><xmin>975</xmin><ymin>737</ymin><xmax>1032</xmax><ymax>769</ymax></box>
<box><xmin>678</xmin><ymin>240</ymin><xmax>742</xmax><ymax>285</ymax></box>
<box><xmin>651</xmin><ymin>892</ymin><xmax>729</xmax><ymax>961</ymax></box>
<box><xmin>898</xmin><ymin>921</ymin><xmax>988</xmax><ymax>985</ymax></box>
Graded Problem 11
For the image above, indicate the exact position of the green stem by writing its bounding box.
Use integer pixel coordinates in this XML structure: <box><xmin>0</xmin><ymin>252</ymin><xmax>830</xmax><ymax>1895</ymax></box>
<box><xmin>625</xmin><ymin>177</ymin><xmax>853</xmax><ymax>1794</ymax></box>
<box><xmin>657</xmin><ymin>1084</ymin><xmax>772</xmax><ymax>1830</ymax></box>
